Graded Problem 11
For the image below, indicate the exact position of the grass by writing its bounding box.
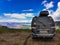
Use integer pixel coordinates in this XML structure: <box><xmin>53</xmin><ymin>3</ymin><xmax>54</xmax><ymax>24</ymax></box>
<box><xmin>0</xmin><ymin>26</ymin><xmax>60</xmax><ymax>33</ymax></box>
<box><xmin>56</xmin><ymin>29</ymin><xmax>60</xmax><ymax>33</ymax></box>
<box><xmin>0</xmin><ymin>26</ymin><xmax>31</xmax><ymax>33</ymax></box>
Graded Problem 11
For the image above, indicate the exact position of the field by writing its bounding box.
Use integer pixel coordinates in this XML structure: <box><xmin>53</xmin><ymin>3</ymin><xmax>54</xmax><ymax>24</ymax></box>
<box><xmin>0</xmin><ymin>31</ymin><xmax>60</xmax><ymax>45</ymax></box>
<box><xmin>0</xmin><ymin>26</ymin><xmax>60</xmax><ymax>45</ymax></box>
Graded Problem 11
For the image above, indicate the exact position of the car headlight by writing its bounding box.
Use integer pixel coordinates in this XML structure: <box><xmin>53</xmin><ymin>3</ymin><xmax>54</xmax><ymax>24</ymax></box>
<box><xmin>51</xmin><ymin>27</ymin><xmax>55</xmax><ymax>30</ymax></box>
<box><xmin>48</xmin><ymin>27</ymin><xmax>55</xmax><ymax>33</ymax></box>
<box><xmin>32</xmin><ymin>27</ymin><xmax>36</xmax><ymax>29</ymax></box>
<box><xmin>34</xmin><ymin>22</ymin><xmax>36</xmax><ymax>25</ymax></box>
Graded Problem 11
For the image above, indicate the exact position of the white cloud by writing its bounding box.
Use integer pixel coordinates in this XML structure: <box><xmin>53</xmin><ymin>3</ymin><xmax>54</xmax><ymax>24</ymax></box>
<box><xmin>48</xmin><ymin>2</ymin><xmax>60</xmax><ymax>21</ymax></box>
<box><xmin>0</xmin><ymin>19</ymin><xmax>18</xmax><ymax>22</ymax></box>
<box><xmin>4</xmin><ymin>13</ymin><xmax>34</xmax><ymax>19</ymax></box>
<box><xmin>0</xmin><ymin>19</ymin><xmax>32</xmax><ymax>23</ymax></box>
<box><xmin>44</xmin><ymin>1</ymin><xmax>54</xmax><ymax>9</ymax></box>
<box><xmin>41</xmin><ymin>0</ymin><xmax>47</xmax><ymax>5</ymax></box>
<box><xmin>25</xmin><ymin>13</ymin><xmax>34</xmax><ymax>17</ymax></box>
<box><xmin>22</xmin><ymin>9</ymin><xmax>33</xmax><ymax>12</ymax></box>
<box><xmin>4</xmin><ymin>13</ymin><xmax>26</xmax><ymax>19</ymax></box>
<box><xmin>0</xmin><ymin>13</ymin><xmax>34</xmax><ymax>23</ymax></box>
<box><xmin>42</xmin><ymin>1</ymin><xmax>54</xmax><ymax>9</ymax></box>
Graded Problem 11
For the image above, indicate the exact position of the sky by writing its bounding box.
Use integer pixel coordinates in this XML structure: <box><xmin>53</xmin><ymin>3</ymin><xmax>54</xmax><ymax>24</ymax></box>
<box><xmin>0</xmin><ymin>0</ymin><xmax>60</xmax><ymax>23</ymax></box>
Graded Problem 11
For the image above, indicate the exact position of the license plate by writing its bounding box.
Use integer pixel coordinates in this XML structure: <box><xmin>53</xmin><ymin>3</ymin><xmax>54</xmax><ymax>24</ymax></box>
<box><xmin>40</xmin><ymin>31</ymin><xmax>48</xmax><ymax>34</ymax></box>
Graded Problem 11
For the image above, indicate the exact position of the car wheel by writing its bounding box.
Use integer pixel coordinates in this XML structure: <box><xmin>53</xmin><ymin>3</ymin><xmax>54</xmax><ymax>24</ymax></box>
<box><xmin>49</xmin><ymin>37</ymin><xmax>53</xmax><ymax>39</ymax></box>
<box><xmin>32</xmin><ymin>36</ymin><xmax>37</xmax><ymax>39</ymax></box>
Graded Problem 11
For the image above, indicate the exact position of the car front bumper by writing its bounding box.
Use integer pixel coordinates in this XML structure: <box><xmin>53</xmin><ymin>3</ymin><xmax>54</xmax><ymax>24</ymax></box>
<box><xmin>32</xmin><ymin>33</ymin><xmax>56</xmax><ymax>38</ymax></box>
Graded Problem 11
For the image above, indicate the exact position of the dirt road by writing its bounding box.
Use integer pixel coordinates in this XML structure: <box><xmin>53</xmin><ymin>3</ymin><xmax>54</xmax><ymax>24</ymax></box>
<box><xmin>0</xmin><ymin>31</ymin><xmax>60</xmax><ymax>45</ymax></box>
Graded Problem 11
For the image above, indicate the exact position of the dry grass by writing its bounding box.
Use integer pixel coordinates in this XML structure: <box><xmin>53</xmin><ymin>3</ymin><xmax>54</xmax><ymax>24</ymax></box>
<box><xmin>0</xmin><ymin>31</ymin><xmax>60</xmax><ymax>45</ymax></box>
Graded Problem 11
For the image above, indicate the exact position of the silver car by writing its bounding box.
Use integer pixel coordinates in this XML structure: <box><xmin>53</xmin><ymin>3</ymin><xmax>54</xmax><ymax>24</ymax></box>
<box><xmin>31</xmin><ymin>11</ymin><xmax>56</xmax><ymax>39</ymax></box>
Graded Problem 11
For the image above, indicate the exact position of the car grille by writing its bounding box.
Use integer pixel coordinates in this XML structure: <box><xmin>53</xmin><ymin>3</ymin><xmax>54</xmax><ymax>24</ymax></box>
<box><xmin>38</xmin><ymin>29</ymin><xmax>50</xmax><ymax>34</ymax></box>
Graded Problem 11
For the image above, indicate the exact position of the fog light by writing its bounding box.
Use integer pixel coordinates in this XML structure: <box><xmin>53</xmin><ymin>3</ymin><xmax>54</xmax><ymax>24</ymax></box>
<box><xmin>51</xmin><ymin>27</ymin><xmax>55</xmax><ymax>28</ymax></box>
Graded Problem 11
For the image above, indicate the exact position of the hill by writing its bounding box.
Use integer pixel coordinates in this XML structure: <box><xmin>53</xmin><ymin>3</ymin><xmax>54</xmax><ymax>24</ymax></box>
<box><xmin>0</xmin><ymin>22</ymin><xmax>31</xmax><ymax>29</ymax></box>
<box><xmin>55</xmin><ymin>21</ymin><xmax>60</xmax><ymax>26</ymax></box>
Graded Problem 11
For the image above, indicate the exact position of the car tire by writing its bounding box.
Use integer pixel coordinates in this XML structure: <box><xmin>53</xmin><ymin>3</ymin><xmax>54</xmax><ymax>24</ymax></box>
<box><xmin>32</xmin><ymin>36</ymin><xmax>37</xmax><ymax>39</ymax></box>
<box><xmin>48</xmin><ymin>37</ymin><xmax>53</xmax><ymax>39</ymax></box>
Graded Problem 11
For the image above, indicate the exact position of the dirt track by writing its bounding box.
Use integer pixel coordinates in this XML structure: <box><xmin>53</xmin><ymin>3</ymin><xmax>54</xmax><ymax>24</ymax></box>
<box><xmin>0</xmin><ymin>31</ymin><xmax>60</xmax><ymax>45</ymax></box>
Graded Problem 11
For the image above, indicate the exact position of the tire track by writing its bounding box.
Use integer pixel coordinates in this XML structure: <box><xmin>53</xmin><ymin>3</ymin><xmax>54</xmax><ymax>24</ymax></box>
<box><xmin>23</xmin><ymin>34</ymin><xmax>31</xmax><ymax>45</ymax></box>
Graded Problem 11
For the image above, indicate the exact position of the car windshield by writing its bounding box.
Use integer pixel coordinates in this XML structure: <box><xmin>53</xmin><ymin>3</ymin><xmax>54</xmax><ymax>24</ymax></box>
<box><xmin>36</xmin><ymin>17</ymin><xmax>51</xmax><ymax>29</ymax></box>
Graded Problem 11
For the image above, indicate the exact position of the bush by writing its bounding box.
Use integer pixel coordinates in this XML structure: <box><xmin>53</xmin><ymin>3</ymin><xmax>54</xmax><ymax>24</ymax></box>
<box><xmin>56</xmin><ymin>29</ymin><xmax>60</xmax><ymax>33</ymax></box>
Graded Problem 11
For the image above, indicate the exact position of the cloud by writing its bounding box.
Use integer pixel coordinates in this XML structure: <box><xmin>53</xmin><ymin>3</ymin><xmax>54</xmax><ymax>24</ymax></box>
<box><xmin>48</xmin><ymin>2</ymin><xmax>60</xmax><ymax>21</ymax></box>
<box><xmin>44</xmin><ymin>1</ymin><xmax>54</xmax><ymax>9</ymax></box>
<box><xmin>25</xmin><ymin>13</ymin><xmax>34</xmax><ymax>17</ymax></box>
<box><xmin>0</xmin><ymin>19</ymin><xmax>32</xmax><ymax>23</ymax></box>
<box><xmin>22</xmin><ymin>9</ymin><xmax>33</xmax><ymax>12</ymax></box>
<box><xmin>4</xmin><ymin>13</ymin><xmax>34</xmax><ymax>19</ymax></box>
<box><xmin>41</xmin><ymin>0</ymin><xmax>47</xmax><ymax>5</ymax></box>
<box><xmin>4</xmin><ymin>13</ymin><xmax>26</xmax><ymax>19</ymax></box>
<box><xmin>0</xmin><ymin>13</ymin><xmax>34</xmax><ymax>23</ymax></box>
<box><xmin>42</xmin><ymin>1</ymin><xmax>54</xmax><ymax>9</ymax></box>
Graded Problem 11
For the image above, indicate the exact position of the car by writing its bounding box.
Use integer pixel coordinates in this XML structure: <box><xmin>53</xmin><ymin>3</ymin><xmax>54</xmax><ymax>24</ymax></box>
<box><xmin>31</xmin><ymin>11</ymin><xmax>56</xmax><ymax>39</ymax></box>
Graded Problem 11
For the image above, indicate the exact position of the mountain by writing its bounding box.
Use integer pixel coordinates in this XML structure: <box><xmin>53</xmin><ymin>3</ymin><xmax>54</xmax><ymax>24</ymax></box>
<box><xmin>0</xmin><ymin>21</ymin><xmax>60</xmax><ymax>29</ymax></box>
<box><xmin>55</xmin><ymin>21</ymin><xmax>60</xmax><ymax>26</ymax></box>
<box><xmin>0</xmin><ymin>22</ymin><xmax>31</xmax><ymax>29</ymax></box>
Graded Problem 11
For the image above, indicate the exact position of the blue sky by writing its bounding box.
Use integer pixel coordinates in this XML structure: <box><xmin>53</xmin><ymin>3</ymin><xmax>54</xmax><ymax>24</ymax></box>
<box><xmin>0</xmin><ymin>0</ymin><xmax>60</xmax><ymax>23</ymax></box>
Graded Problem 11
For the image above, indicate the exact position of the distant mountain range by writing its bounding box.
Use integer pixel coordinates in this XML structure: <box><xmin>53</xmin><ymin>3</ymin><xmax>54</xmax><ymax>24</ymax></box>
<box><xmin>0</xmin><ymin>21</ymin><xmax>60</xmax><ymax>29</ymax></box>
<box><xmin>55</xmin><ymin>21</ymin><xmax>60</xmax><ymax>26</ymax></box>
<box><xmin>0</xmin><ymin>22</ymin><xmax>31</xmax><ymax>29</ymax></box>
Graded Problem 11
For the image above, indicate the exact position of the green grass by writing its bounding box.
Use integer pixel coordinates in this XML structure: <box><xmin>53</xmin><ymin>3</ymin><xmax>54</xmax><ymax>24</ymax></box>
<box><xmin>0</xmin><ymin>26</ymin><xmax>31</xmax><ymax>33</ymax></box>
<box><xmin>0</xmin><ymin>26</ymin><xmax>60</xmax><ymax>33</ymax></box>
<box><xmin>56</xmin><ymin>29</ymin><xmax>60</xmax><ymax>33</ymax></box>
<box><xmin>0</xmin><ymin>28</ymin><xmax>31</xmax><ymax>33</ymax></box>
